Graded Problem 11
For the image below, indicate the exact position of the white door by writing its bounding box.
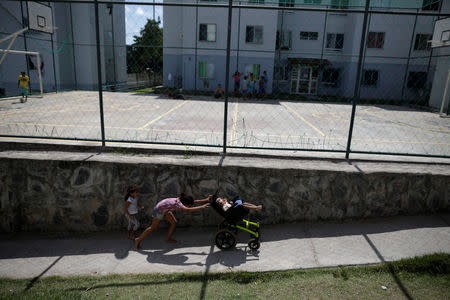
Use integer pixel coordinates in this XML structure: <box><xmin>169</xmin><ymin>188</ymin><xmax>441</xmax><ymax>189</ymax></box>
<box><xmin>291</xmin><ymin>66</ymin><xmax>318</xmax><ymax>94</ymax></box>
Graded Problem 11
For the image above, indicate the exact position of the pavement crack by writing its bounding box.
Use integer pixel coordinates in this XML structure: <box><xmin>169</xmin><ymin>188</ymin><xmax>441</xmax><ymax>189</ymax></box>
<box><xmin>304</xmin><ymin>226</ymin><xmax>320</xmax><ymax>267</ymax></box>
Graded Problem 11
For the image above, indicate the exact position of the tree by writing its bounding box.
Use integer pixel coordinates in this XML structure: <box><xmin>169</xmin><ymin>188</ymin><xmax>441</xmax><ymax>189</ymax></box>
<box><xmin>127</xmin><ymin>18</ymin><xmax>163</xmax><ymax>74</ymax></box>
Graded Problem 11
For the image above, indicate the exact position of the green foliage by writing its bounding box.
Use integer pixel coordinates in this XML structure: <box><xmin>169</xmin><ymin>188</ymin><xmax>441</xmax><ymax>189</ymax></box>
<box><xmin>127</xmin><ymin>19</ymin><xmax>163</xmax><ymax>74</ymax></box>
<box><xmin>112</xmin><ymin>147</ymin><xmax>136</xmax><ymax>155</ymax></box>
<box><xmin>182</xmin><ymin>146</ymin><xmax>195</xmax><ymax>159</ymax></box>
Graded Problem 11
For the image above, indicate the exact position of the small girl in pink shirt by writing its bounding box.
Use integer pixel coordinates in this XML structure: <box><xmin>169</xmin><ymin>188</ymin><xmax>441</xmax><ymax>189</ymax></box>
<box><xmin>135</xmin><ymin>193</ymin><xmax>210</xmax><ymax>248</ymax></box>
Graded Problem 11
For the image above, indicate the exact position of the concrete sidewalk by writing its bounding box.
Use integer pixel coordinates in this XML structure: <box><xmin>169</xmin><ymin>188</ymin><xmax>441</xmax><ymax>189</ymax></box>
<box><xmin>1</xmin><ymin>214</ymin><xmax>449</xmax><ymax>279</ymax></box>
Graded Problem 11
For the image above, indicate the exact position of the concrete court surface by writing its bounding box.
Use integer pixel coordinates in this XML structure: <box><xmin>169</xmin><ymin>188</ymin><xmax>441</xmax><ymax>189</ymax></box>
<box><xmin>0</xmin><ymin>214</ymin><xmax>449</xmax><ymax>279</ymax></box>
<box><xmin>0</xmin><ymin>91</ymin><xmax>449</xmax><ymax>156</ymax></box>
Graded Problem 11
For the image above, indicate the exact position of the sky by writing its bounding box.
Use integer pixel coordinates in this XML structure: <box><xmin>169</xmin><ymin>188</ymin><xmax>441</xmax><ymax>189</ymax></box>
<box><xmin>125</xmin><ymin>0</ymin><xmax>163</xmax><ymax>45</ymax></box>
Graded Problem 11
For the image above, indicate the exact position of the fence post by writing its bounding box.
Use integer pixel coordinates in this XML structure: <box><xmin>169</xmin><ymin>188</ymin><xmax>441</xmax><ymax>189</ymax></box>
<box><xmin>400</xmin><ymin>9</ymin><xmax>418</xmax><ymax>101</ymax></box>
<box><xmin>50</xmin><ymin>31</ymin><xmax>58</xmax><ymax>93</ymax></box>
<box><xmin>94</xmin><ymin>0</ymin><xmax>106</xmax><ymax>147</ymax></box>
<box><xmin>440</xmin><ymin>68</ymin><xmax>450</xmax><ymax>115</ymax></box>
<box><xmin>345</xmin><ymin>0</ymin><xmax>371</xmax><ymax>159</ymax></box>
<box><xmin>194</xmin><ymin>0</ymin><xmax>198</xmax><ymax>92</ymax></box>
<box><xmin>69</xmin><ymin>3</ymin><xmax>78</xmax><ymax>90</ymax></box>
<box><xmin>223</xmin><ymin>0</ymin><xmax>233</xmax><ymax>153</ymax></box>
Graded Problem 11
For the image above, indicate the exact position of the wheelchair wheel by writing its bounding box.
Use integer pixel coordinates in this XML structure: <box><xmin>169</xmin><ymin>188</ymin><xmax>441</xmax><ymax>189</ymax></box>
<box><xmin>215</xmin><ymin>230</ymin><xmax>237</xmax><ymax>250</ymax></box>
<box><xmin>248</xmin><ymin>239</ymin><xmax>260</xmax><ymax>251</ymax></box>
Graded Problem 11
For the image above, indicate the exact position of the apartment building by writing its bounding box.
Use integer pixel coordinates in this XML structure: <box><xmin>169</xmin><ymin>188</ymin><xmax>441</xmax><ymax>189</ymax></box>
<box><xmin>163</xmin><ymin>0</ymin><xmax>278</xmax><ymax>93</ymax></box>
<box><xmin>163</xmin><ymin>0</ymin><xmax>446</xmax><ymax>102</ymax></box>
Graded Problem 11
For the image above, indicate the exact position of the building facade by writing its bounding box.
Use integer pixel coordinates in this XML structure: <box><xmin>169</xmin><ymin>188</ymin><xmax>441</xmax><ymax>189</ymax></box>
<box><xmin>0</xmin><ymin>0</ymin><xmax>127</xmax><ymax>96</ymax></box>
<box><xmin>163</xmin><ymin>0</ymin><xmax>447</xmax><ymax>105</ymax></box>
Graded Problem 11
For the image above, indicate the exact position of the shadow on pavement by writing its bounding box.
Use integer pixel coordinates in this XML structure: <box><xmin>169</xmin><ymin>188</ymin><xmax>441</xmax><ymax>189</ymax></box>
<box><xmin>0</xmin><ymin>214</ymin><xmax>448</xmax><ymax>260</ymax></box>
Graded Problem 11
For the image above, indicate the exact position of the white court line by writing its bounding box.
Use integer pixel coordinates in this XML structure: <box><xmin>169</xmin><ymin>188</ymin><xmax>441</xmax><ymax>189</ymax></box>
<box><xmin>139</xmin><ymin>101</ymin><xmax>189</xmax><ymax>129</ymax></box>
<box><xmin>281</xmin><ymin>102</ymin><xmax>325</xmax><ymax>137</ymax></box>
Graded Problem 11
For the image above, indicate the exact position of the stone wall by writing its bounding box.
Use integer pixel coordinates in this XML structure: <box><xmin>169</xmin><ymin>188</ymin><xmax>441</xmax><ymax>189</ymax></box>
<box><xmin>0</xmin><ymin>151</ymin><xmax>449</xmax><ymax>232</ymax></box>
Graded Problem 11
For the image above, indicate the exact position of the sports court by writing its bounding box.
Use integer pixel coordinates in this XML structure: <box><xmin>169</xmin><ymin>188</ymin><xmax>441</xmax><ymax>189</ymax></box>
<box><xmin>0</xmin><ymin>91</ymin><xmax>449</xmax><ymax>156</ymax></box>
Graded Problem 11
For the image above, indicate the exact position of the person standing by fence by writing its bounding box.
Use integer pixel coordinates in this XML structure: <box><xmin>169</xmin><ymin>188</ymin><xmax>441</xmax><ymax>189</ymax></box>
<box><xmin>232</xmin><ymin>71</ymin><xmax>242</xmax><ymax>96</ymax></box>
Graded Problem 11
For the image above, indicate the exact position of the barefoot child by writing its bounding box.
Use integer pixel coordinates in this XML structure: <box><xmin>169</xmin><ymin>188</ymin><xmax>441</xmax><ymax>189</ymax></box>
<box><xmin>124</xmin><ymin>186</ymin><xmax>144</xmax><ymax>239</ymax></box>
<box><xmin>135</xmin><ymin>193</ymin><xmax>210</xmax><ymax>248</ymax></box>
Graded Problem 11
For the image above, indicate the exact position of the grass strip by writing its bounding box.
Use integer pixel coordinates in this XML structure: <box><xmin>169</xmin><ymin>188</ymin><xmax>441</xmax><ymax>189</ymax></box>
<box><xmin>1</xmin><ymin>253</ymin><xmax>449</xmax><ymax>300</ymax></box>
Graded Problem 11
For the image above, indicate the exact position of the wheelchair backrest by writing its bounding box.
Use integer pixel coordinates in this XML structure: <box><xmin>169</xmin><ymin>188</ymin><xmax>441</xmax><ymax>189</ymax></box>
<box><xmin>210</xmin><ymin>194</ymin><xmax>249</xmax><ymax>223</ymax></box>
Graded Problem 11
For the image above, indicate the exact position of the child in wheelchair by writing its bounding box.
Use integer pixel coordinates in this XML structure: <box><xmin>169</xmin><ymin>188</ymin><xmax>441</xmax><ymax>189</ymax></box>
<box><xmin>216</xmin><ymin>197</ymin><xmax>262</xmax><ymax>212</ymax></box>
<box><xmin>210</xmin><ymin>195</ymin><xmax>262</xmax><ymax>251</ymax></box>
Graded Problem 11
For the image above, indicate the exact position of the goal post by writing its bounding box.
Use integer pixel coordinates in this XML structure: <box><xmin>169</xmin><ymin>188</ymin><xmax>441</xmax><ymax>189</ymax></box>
<box><xmin>0</xmin><ymin>49</ymin><xmax>44</xmax><ymax>98</ymax></box>
<box><xmin>0</xmin><ymin>1</ymin><xmax>55</xmax><ymax>99</ymax></box>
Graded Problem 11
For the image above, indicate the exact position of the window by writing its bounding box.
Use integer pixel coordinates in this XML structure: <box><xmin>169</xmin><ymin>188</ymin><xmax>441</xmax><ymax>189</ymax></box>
<box><xmin>331</xmin><ymin>0</ymin><xmax>349</xmax><ymax>8</ymax></box>
<box><xmin>305</xmin><ymin>0</ymin><xmax>322</xmax><ymax>4</ymax></box>
<box><xmin>249</xmin><ymin>0</ymin><xmax>265</xmax><ymax>4</ymax></box>
<box><xmin>245</xmin><ymin>64</ymin><xmax>260</xmax><ymax>79</ymax></box>
<box><xmin>367</xmin><ymin>32</ymin><xmax>385</xmax><ymax>49</ymax></box>
<box><xmin>199</xmin><ymin>62</ymin><xmax>215</xmax><ymax>79</ymax></box>
<box><xmin>414</xmin><ymin>34</ymin><xmax>432</xmax><ymax>51</ymax></box>
<box><xmin>422</xmin><ymin>0</ymin><xmax>440</xmax><ymax>11</ymax></box>
<box><xmin>279</xmin><ymin>0</ymin><xmax>294</xmax><ymax>7</ymax></box>
<box><xmin>246</xmin><ymin>26</ymin><xmax>263</xmax><ymax>44</ymax></box>
<box><xmin>322</xmin><ymin>68</ymin><xmax>339</xmax><ymax>86</ymax></box>
<box><xmin>326</xmin><ymin>33</ymin><xmax>344</xmax><ymax>49</ymax></box>
<box><xmin>300</xmin><ymin>31</ymin><xmax>318</xmax><ymax>40</ymax></box>
<box><xmin>276</xmin><ymin>31</ymin><xmax>292</xmax><ymax>50</ymax></box>
<box><xmin>407</xmin><ymin>72</ymin><xmax>427</xmax><ymax>89</ymax></box>
<box><xmin>362</xmin><ymin>70</ymin><xmax>379</xmax><ymax>86</ymax></box>
<box><xmin>274</xmin><ymin>65</ymin><xmax>290</xmax><ymax>81</ymax></box>
<box><xmin>199</xmin><ymin>24</ymin><xmax>216</xmax><ymax>42</ymax></box>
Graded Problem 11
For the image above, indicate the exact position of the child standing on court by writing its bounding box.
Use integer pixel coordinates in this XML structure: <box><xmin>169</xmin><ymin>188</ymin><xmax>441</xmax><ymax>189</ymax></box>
<box><xmin>124</xmin><ymin>186</ymin><xmax>144</xmax><ymax>239</ymax></box>
<box><xmin>232</xmin><ymin>71</ymin><xmax>241</xmax><ymax>96</ymax></box>
<box><xmin>248</xmin><ymin>73</ymin><xmax>255</xmax><ymax>99</ymax></box>
<box><xmin>18</xmin><ymin>71</ymin><xmax>29</xmax><ymax>103</ymax></box>
<box><xmin>262</xmin><ymin>70</ymin><xmax>268</xmax><ymax>97</ymax></box>
<box><xmin>135</xmin><ymin>193</ymin><xmax>210</xmax><ymax>248</ymax></box>
<box><xmin>258</xmin><ymin>77</ymin><xmax>265</xmax><ymax>99</ymax></box>
<box><xmin>241</xmin><ymin>75</ymin><xmax>249</xmax><ymax>99</ymax></box>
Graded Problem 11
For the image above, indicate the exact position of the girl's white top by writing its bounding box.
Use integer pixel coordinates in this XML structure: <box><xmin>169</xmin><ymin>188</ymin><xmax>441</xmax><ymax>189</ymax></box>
<box><xmin>127</xmin><ymin>197</ymin><xmax>138</xmax><ymax>214</ymax></box>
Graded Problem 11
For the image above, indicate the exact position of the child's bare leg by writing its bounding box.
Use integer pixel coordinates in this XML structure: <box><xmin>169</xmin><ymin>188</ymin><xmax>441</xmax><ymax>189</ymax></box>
<box><xmin>242</xmin><ymin>203</ymin><xmax>262</xmax><ymax>210</ymax></box>
<box><xmin>135</xmin><ymin>218</ymin><xmax>160</xmax><ymax>248</ymax></box>
<box><xmin>164</xmin><ymin>212</ymin><xmax>178</xmax><ymax>243</ymax></box>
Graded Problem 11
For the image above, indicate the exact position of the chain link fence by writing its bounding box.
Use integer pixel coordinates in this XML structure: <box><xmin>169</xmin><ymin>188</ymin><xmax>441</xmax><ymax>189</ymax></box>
<box><xmin>0</xmin><ymin>0</ymin><xmax>449</xmax><ymax>157</ymax></box>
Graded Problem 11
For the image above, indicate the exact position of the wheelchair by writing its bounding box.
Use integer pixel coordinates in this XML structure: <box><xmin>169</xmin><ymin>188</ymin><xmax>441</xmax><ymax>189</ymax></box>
<box><xmin>210</xmin><ymin>195</ymin><xmax>261</xmax><ymax>251</ymax></box>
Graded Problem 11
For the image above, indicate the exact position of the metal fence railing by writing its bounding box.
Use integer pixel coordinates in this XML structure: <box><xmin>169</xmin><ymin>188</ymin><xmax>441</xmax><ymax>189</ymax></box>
<box><xmin>0</xmin><ymin>0</ymin><xmax>449</xmax><ymax>158</ymax></box>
